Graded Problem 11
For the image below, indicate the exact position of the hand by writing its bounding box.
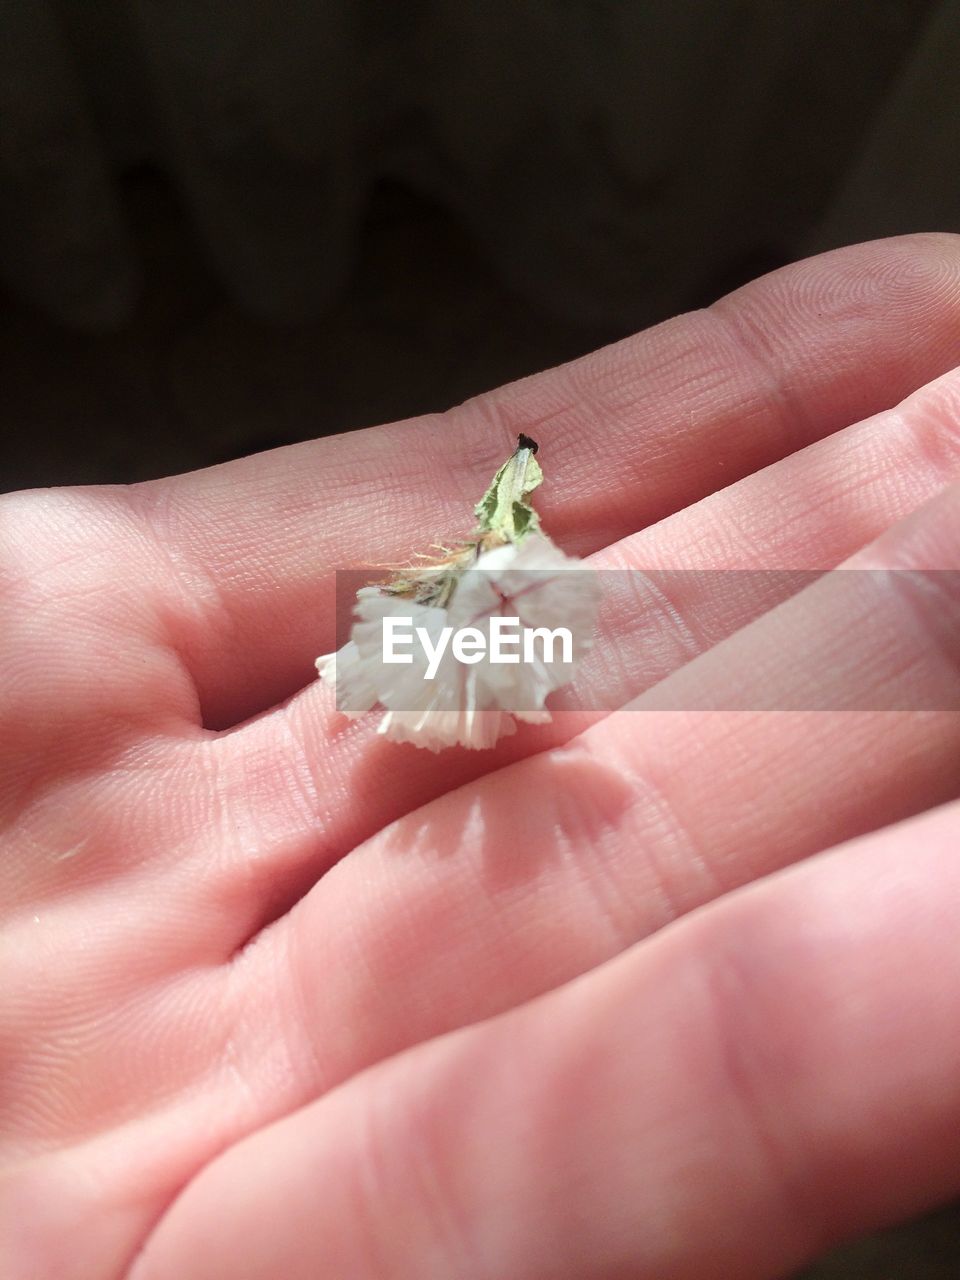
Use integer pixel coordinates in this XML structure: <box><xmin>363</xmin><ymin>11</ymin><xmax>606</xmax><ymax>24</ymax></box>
<box><xmin>4</xmin><ymin>233</ymin><xmax>960</xmax><ymax>1280</ymax></box>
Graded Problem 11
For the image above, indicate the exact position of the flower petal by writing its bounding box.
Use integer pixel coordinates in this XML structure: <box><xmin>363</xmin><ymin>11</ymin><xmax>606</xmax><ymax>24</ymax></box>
<box><xmin>317</xmin><ymin>534</ymin><xmax>599</xmax><ymax>750</ymax></box>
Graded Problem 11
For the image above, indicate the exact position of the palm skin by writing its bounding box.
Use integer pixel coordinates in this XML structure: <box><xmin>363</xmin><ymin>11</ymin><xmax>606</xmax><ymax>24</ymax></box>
<box><xmin>4</xmin><ymin>233</ymin><xmax>960</xmax><ymax>1280</ymax></box>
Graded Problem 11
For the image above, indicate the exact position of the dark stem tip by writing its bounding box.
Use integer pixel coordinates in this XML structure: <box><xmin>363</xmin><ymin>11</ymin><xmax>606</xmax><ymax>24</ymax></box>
<box><xmin>517</xmin><ymin>433</ymin><xmax>539</xmax><ymax>454</ymax></box>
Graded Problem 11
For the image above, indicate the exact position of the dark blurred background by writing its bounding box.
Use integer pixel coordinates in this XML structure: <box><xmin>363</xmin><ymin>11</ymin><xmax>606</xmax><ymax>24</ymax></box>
<box><xmin>3</xmin><ymin>3</ymin><xmax>960</xmax><ymax>1271</ymax></box>
<box><xmin>4</xmin><ymin>0</ymin><xmax>960</xmax><ymax>496</ymax></box>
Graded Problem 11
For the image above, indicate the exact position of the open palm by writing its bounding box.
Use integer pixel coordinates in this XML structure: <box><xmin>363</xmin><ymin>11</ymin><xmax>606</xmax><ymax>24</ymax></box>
<box><xmin>4</xmin><ymin>234</ymin><xmax>960</xmax><ymax>1280</ymax></box>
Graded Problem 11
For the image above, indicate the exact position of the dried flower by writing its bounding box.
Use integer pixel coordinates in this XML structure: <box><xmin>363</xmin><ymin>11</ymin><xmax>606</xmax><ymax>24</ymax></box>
<box><xmin>317</xmin><ymin>436</ymin><xmax>599</xmax><ymax>750</ymax></box>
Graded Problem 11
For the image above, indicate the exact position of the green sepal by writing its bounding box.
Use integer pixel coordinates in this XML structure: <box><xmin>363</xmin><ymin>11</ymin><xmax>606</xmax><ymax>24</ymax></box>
<box><xmin>474</xmin><ymin>437</ymin><xmax>543</xmax><ymax>543</ymax></box>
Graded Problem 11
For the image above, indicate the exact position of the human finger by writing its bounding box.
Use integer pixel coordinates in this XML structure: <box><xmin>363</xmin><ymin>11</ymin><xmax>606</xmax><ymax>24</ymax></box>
<box><xmin>136</xmin><ymin>234</ymin><xmax>960</xmax><ymax>727</ymax></box>
<box><xmin>131</xmin><ymin>799</ymin><xmax>960</xmax><ymax>1280</ymax></box>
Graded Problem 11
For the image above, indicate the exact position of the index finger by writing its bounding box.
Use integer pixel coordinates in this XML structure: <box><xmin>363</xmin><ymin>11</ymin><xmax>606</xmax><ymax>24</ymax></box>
<box><xmin>134</xmin><ymin>233</ymin><xmax>960</xmax><ymax>727</ymax></box>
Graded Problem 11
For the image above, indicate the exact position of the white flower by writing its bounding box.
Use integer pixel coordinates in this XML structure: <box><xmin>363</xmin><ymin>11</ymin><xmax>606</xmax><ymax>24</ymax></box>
<box><xmin>318</xmin><ymin>533</ymin><xmax>599</xmax><ymax>751</ymax></box>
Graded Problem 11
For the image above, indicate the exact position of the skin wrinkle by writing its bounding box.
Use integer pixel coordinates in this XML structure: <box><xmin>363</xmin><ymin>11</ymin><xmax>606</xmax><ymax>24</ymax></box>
<box><xmin>1</xmin><ymin>501</ymin><xmax>171</xmax><ymax>680</ymax></box>
<box><xmin>557</xmin><ymin>798</ymin><xmax>654</xmax><ymax>955</ymax></box>
<box><xmin>122</xmin><ymin>490</ymin><xmax>229</xmax><ymax>728</ymax></box>
<box><xmin>460</xmin><ymin>389</ymin><xmax>573</xmax><ymax>470</ymax></box>
<box><xmin>1</xmin><ymin>727</ymin><xmax>165</xmax><ymax>894</ymax></box>
<box><xmin>381</xmin><ymin>1016</ymin><xmax>545</xmax><ymax>1280</ymax></box>
<box><xmin>307</xmin><ymin>426</ymin><xmax>483</xmax><ymax>518</ymax></box>
<box><xmin>271</xmin><ymin>704</ymin><xmax>328</xmax><ymax>840</ymax></box>
<box><xmin>900</xmin><ymin>379</ymin><xmax>960</xmax><ymax>487</ymax></box>
<box><xmin>877</xmin><ymin>235</ymin><xmax>960</xmax><ymax>321</ymax></box>
<box><xmin>879</xmin><ymin>569</ymin><xmax>960</xmax><ymax>701</ymax></box>
<box><xmin>690</xmin><ymin>830</ymin><xmax>960</xmax><ymax>1254</ymax></box>
<box><xmin>515</xmin><ymin>745</ymin><xmax>643</xmax><ymax>953</ymax></box>
<box><xmin>2</xmin><ymin>943</ymin><xmax>216</xmax><ymax>1151</ymax></box>
<box><xmin>342</xmin><ymin>1088</ymin><xmax>416</xmax><ymax>1280</ymax></box>
<box><xmin>737</xmin><ymin>373</ymin><xmax>957</xmax><ymax>560</ymax></box>
<box><xmin>695</xmin><ymin>908</ymin><xmax>832</xmax><ymax>1268</ymax></box>
<box><xmin>624</xmin><ymin>566</ymin><xmax>705</xmax><ymax>662</ymax></box>
<box><xmin>95</xmin><ymin>1095</ymin><xmax>261</xmax><ymax>1280</ymax></box>
<box><xmin>630</xmin><ymin>410</ymin><xmax>922</xmax><ymax>572</ymax></box>
<box><xmin>210</xmin><ymin>725</ymin><xmax>332</xmax><ymax>958</ymax></box>
<box><xmin>548</xmin><ymin>318</ymin><xmax>756</xmax><ymax>514</ymax></box>
<box><xmin>216</xmin><ymin>933</ymin><xmax>327</xmax><ymax>1138</ymax></box>
<box><xmin>597</xmin><ymin>733</ymin><xmax>724</xmax><ymax>929</ymax></box>
<box><xmin>576</xmin><ymin>318</ymin><xmax>715</xmax><ymax>416</ymax></box>
<box><xmin>129</xmin><ymin>488</ymin><xmax>315</xmax><ymax>731</ymax></box>
<box><xmin>382</xmin><ymin>1082</ymin><xmax>476</xmax><ymax>1280</ymax></box>
<box><xmin>522</xmin><ymin>934</ymin><xmax>776</xmax><ymax>1280</ymax></box>
<box><xmin>275</xmin><ymin>888</ymin><xmax>347</xmax><ymax>1098</ymax></box>
<box><xmin>6</xmin><ymin>916</ymin><xmax>225</xmax><ymax>1157</ymax></box>
<box><xmin>709</xmin><ymin>297</ymin><xmax>807</xmax><ymax>457</ymax></box>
